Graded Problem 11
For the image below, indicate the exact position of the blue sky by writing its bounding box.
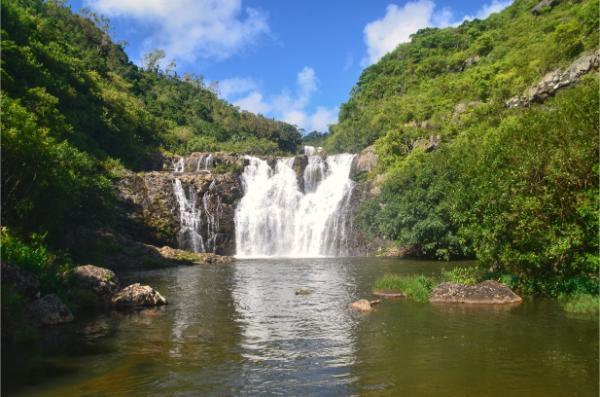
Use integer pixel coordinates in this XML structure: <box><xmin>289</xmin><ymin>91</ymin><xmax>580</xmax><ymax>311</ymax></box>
<box><xmin>67</xmin><ymin>0</ymin><xmax>511</xmax><ymax>132</ymax></box>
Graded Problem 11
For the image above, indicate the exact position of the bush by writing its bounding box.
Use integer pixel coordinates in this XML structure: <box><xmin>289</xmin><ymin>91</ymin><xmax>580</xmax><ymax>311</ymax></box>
<box><xmin>374</xmin><ymin>274</ymin><xmax>434</xmax><ymax>302</ymax></box>
<box><xmin>441</xmin><ymin>266</ymin><xmax>480</xmax><ymax>285</ymax></box>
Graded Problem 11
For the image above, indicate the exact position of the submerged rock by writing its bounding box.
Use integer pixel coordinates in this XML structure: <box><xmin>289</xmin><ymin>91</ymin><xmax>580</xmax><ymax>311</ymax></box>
<box><xmin>112</xmin><ymin>283</ymin><xmax>167</xmax><ymax>308</ymax></box>
<box><xmin>430</xmin><ymin>280</ymin><xmax>522</xmax><ymax>304</ymax></box>
<box><xmin>350</xmin><ymin>299</ymin><xmax>373</xmax><ymax>312</ymax></box>
<box><xmin>71</xmin><ymin>265</ymin><xmax>120</xmax><ymax>307</ymax></box>
<box><xmin>373</xmin><ymin>290</ymin><xmax>406</xmax><ymax>299</ymax></box>
<box><xmin>27</xmin><ymin>294</ymin><xmax>74</xmax><ymax>326</ymax></box>
<box><xmin>295</xmin><ymin>287</ymin><xmax>313</xmax><ymax>295</ymax></box>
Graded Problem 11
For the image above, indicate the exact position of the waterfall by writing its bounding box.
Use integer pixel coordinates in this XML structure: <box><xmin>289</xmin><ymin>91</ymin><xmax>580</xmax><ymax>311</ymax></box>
<box><xmin>196</xmin><ymin>154</ymin><xmax>213</xmax><ymax>171</ymax></box>
<box><xmin>173</xmin><ymin>179</ymin><xmax>205</xmax><ymax>252</ymax></box>
<box><xmin>173</xmin><ymin>178</ymin><xmax>223</xmax><ymax>253</ymax></box>
<box><xmin>235</xmin><ymin>150</ymin><xmax>356</xmax><ymax>258</ymax></box>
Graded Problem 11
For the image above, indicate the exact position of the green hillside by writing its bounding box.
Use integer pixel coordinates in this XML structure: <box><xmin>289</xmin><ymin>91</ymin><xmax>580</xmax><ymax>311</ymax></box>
<box><xmin>1</xmin><ymin>0</ymin><xmax>301</xmax><ymax>242</ymax></box>
<box><xmin>330</xmin><ymin>0</ymin><xmax>599</xmax><ymax>295</ymax></box>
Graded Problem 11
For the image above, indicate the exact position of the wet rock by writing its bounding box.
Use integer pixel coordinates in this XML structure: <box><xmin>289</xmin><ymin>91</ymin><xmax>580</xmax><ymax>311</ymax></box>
<box><xmin>27</xmin><ymin>294</ymin><xmax>74</xmax><ymax>326</ymax></box>
<box><xmin>350</xmin><ymin>299</ymin><xmax>373</xmax><ymax>312</ymax></box>
<box><xmin>112</xmin><ymin>283</ymin><xmax>167</xmax><ymax>308</ymax></box>
<box><xmin>295</xmin><ymin>287</ymin><xmax>313</xmax><ymax>295</ymax></box>
<box><xmin>376</xmin><ymin>243</ymin><xmax>416</xmax><ymax>258</ymax></box>
<box><xmin>430</xmin><ymin>280</ymin><xmax>523</xmax><ymax>304</ymax></box>
<box><xmin>531</xmin><ymin>0</ymin><xmax>557</xmax><ymax>15</ymax></box>
<box><xmin>506</xmin><ymin>50</ymin><xmax>600</xmax><ymax>108</ymax></box>
<box><xmin>1</xmin><ymin>262</ymin><xmax>39</xmax><ymax>299</ymax></box>
<box><xmin>71</xmin><ymin>265</ymin><xmax>120</xmax><ymax>307</ymax></box>
<box><xmin>373</xmin><ymin>290</ymin><xmax>406</xmax><ymax>299</ymax></box>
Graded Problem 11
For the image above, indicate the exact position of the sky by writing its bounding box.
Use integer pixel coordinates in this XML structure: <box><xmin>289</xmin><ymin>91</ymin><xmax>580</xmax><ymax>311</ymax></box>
<box><xmin>67</xmin><ymin>0</ymin><xmax>512</xmax><ymax>133</ymax></box>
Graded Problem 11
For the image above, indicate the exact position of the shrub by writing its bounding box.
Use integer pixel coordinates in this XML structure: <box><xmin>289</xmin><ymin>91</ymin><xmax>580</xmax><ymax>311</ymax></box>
<box><xmin>374</xmin><ymin>274</ymin><xmax>434</xmax><ymax>302</ymax></box>
<box><xmin>441</xmin><ymin>266</ymin><xmax>480</xmax><ymax>285</ymax></box>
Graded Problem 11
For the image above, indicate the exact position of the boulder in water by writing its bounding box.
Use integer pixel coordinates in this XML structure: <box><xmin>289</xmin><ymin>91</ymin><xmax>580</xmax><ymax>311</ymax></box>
<box><xmin>27</xmin><ymin>294</ymin><xmax>74</xmax><ymax>326</ymax></box>
<box><xmin>295</xmin><ymin>287</ymin><xmax>313</xmax><ymax>295</ymax></box>
<box><xmin>112</xmin><ymin>283</ymin><xmax>167</xmax><ymax>308</ymax></box>
<box><xmin>430</xmin><ymin>280</ymin><xmax>522</xmax><ymax>304</ymax></box>
<box><xmin>71</xmin><ymin>265</ymin><xmax>120</xmax><ymax>307</ymax></box>
<box><xmin>350</xmin><ymin>299</ymin><xmax>373</xmax><ymax>312</ymax></box>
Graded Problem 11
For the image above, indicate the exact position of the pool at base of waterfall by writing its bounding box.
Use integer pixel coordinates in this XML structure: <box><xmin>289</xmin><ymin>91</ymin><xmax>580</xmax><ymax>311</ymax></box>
<box><xmin>4</xmin><ymin>258</ymin><xmax>598</xmax><ymax>397</ymax></box>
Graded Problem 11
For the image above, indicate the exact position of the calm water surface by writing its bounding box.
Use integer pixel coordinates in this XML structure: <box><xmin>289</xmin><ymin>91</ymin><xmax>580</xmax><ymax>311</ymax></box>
<box><xmin>4</xmin><ymin>258</ymin><xmax>598</xmax><ymax>396</ymax></box>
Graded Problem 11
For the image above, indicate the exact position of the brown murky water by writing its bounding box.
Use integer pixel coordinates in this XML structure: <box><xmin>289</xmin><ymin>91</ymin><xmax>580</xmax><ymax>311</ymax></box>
<box><xmin>4</xmin><ymin>258</ymin><xmax>598</xmax><ymax>396</ymax></box>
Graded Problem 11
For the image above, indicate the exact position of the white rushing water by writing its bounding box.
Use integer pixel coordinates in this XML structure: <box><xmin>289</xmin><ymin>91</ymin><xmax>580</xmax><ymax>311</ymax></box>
<box><xmin>235</xmin><ymin>147</ymin><xmax>355</xmax><ymax>258</ymax></box>
<box><xmin>173</xmin><ymin>177</ymin><xmax>222</xmax><ymax>253</ymax></box>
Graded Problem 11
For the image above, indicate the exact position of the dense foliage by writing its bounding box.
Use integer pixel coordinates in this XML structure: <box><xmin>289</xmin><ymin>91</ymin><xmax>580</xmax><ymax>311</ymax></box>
<box><xmin>336</xmin><ymin>0</ymin><xmax>599</xmax><ymax>295</ymax></box>
<box><xmin>1</xmin><ymin>0</ymin><xmax>301</xmax><ymax>245</ymax></box>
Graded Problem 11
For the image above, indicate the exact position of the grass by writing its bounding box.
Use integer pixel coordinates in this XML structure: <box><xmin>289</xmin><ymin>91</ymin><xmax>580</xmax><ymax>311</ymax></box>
<box><xmin>559</xmin><ymin>293</ymin><xmax>599</xmax><ymax>315</ymax></box>
<box><xmin>440</xmin><ymin>266</ymin><xmax>480</xmax><ymax>285</ymax></box>
<box><xmin>374</xmin><ymin>274</ymin><xmax>434</xmax><ymax>303</ymax></box>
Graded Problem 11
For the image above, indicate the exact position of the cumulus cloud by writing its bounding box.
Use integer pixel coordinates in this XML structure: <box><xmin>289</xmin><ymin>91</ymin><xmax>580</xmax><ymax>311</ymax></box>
<box><xmin>225</xmin><ymin>67</ymin><xmax>337</xmax><ymax>132</ymax></box>
<box><xmin>362</xmin><ymin>0</ymin><xmax>512</xmax><ymax>65</ymax></box>
<box><xmin>84</xmin><ymin>0</ymin><xmax>269</xmax><ymax>63</ymax></box>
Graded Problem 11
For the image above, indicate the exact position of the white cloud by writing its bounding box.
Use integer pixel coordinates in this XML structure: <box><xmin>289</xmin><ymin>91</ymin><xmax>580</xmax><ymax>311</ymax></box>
<box><xmin>308</xmin><ymin>106</ymin><xmax>338</xmax><ymax>132</ymax></box>
<box><xmin>234</xmin><ymin>91</ymin><xmax>270</xmax><ymax>114</ymax></box>
<box><xmin>218</xmin><ymin>77</ymin><xmax>258</xmax><ymax>100</ymax></box>
<box><xmin>362</xmin><ymin>0</ymin><xmax>512</xmax><ymax>65</ymax></box>
<box><xmin>224</xmin><ymin>67</ymin><xmax>337</xmax><ymax>132</ymax></box>
<box><xmin>84</xmin><ymin>0</ymin><xmax>269</xmax><ymax>63</ymax></box>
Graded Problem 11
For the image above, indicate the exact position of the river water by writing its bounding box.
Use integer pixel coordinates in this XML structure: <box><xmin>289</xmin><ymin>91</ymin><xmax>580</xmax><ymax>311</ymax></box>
<box><xmin>4</xmin><ymin>258</ymin><xmax>598</xmax><ymax>396</ymax></box>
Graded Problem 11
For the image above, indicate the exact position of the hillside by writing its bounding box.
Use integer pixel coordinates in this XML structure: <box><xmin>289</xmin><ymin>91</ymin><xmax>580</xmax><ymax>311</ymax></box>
<box><xmin>328</xmin><ymin>0</ymin><xmax>599</xmax><ymax>295</ymax></box>
<box><xmin>1</xmin><ymin>0</ymin><xmax>301</xmax><ymax>243</ymax></box>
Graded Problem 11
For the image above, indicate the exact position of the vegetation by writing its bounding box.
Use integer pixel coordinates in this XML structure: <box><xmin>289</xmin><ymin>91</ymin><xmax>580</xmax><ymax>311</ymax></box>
<box><xmin>333</xmin><ymin>0</ymin><xmax>599</xmax><ymax>297</ymax></box>
<box><xmin>1</xmin><ymin>0</ymin><xmax>301</xmax><ymax>248</ymax></box>
<box><xmin>374</xmin><ymin>274</ymin><xmax>434</xmax><ymax>302</ymax></box>
<box><xmin>559</xmin><ymin>293</ymin><xmax>599</xmax><ymax>315</ymax></box>
<box><xmin>441</xmin><ymin>267</ymin><xmax>480</xmax><ymax>285</ymax></box>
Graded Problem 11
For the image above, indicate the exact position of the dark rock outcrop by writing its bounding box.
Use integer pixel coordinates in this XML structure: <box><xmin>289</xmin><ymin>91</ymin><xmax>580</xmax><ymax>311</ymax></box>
<box><xmin>1</xmin><ymin>262</ymin><xmax>40</xmax><ymax>299</ymax></box>
<box><xmin>112</xmin><ymin>283</ymin><xmax>167</xmax><ymax>308</ymax></box>
<box><xmin>506</xmin><ymin>49</ymin><xmax>600</xmax><ymax>108</ymax></box>
<box><xmin>430</xmin><ymin>280</ymin><xmax>523</xmax><ymax>304</ymax></box>
<box><xmin>26</xmin><ymin>294</ymin><xmax>74</xmax><ymax>326</ymax></box>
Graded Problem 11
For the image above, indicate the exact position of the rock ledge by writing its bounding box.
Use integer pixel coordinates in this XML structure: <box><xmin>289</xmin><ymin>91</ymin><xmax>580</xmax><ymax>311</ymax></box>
<box><xmin>430</xmin><ymin>280</ymin><xmax>522</xmax><ymax>304</ymax></box>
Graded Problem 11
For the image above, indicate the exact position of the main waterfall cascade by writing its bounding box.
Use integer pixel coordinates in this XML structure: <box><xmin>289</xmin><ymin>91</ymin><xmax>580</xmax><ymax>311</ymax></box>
<box><xmin>235</xmin><ymin>146</ymin><xmax>356</xmax><ymax>258</ymax></box>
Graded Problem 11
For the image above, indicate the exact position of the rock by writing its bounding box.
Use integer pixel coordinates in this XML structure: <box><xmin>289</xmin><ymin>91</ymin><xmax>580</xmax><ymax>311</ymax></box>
<box><xmin>350</xmin><ymin>299</ymin><xmax>373</xmax><ymax>312</ymax></box>
<box><xmin>351</xmin><ymin>146</ymin><xmax>378</xmax><ymax>177</ymax></box>
<box><xmin>157</xmin><ymin>246</ymin><xmax>234</xmax><ymax>265</ymax></box>
<box><xmin>27</xmin><ymin>294</ymin><xmax>74</xmax><ymax>326</ymax></box>
<box><xmin>531</xmin><ymin>0</ymin><xmax>557</xmax><ymax>15</ymax></box>
<box><xmin>295</xmin><ymin>287</ymin><xmax>313</xmax><ymax>295</ymax></box>
<box><xmin>376</xmin><ymin>243</ymin><xmax>415</xmax><ymax>258</ymax></box>
<box><xmin>1</xmin><ymin>262</ymin><xmax>40</xmax><ymax>299</ymax></box>
<box><xmin>430</xmin><ymin>280</ymin><xmax>523</xmax><ymax>304</ymax></box>
<box><xmin>506</xmin><ymin>50</ymin><xmax>600</xmax><ymax>108</ymax></box>
<box><xmin>369</xmin><ymin>299</ymin><xmax>382</xmax><ymax>306</ymax></box>
<box><xmin>71</xmin><ymin>265</ymin><xmax>120</xmax><ymax>307</ymax></box>
<box><xmin>373</xmin><ymin>290</ymin><xmax>406</xmax><ymax>299</ymax></box>
<box><xmin>112</xmin><ymin>283</ymin><xmax>167</xmax><ymax>308</ymax></box>
<box><xmin>463</xmin><ymin>55</ymin><xmax>480</xmax><ymax>68</ymax></box>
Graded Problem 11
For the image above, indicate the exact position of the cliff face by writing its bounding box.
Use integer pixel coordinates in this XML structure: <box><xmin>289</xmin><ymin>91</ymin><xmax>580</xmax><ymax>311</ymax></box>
<box><xmin>115</xmin><ymin>153</ymin><xmax>244</xmax><ymax>255</ymax></box>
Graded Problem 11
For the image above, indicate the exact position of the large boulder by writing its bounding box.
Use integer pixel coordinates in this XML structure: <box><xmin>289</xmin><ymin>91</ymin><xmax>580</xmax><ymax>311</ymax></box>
<box><xmin>26</xmin><ymin>294</ymin><xmax>74</xmax><ymax>326</ymax></box>
<box><xmin>351</xmin><ymin>146</ymin><xmax>378</xmax><ymax>178</ymax></box>
<box><xmin>71</xmin><ymin>265</ymin><xmax>120</xmax><ymax>308</ymax></box>
<box><xmin>112</xmin><ymin>283</ymin><xmax>167</xmax><ymax>308</ymax></box>
<box><xmin>530</xmin><ymin>0</ymin><xmax>557</xmax><ymax>15</ymax></box>
<box><xmin>430</xmin><ymin>280</ymin><xmax>522</xmax><ymax>304</ymax></box>
<box><xmin>349</xmin><ymin>299</ymin><xmax>373</xmax><ymax>312</ymax></box>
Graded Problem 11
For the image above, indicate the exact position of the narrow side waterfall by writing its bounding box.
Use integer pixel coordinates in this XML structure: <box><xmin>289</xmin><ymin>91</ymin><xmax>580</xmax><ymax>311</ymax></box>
<box><xmin>235</xmin><ymin>149</ymin><xmax>356</xmax><ymax>258</ymax></box>
<box><xmin>172</xmin><ymin>176</ymin><xmax>223</xmax><ymax>253</ymax></box>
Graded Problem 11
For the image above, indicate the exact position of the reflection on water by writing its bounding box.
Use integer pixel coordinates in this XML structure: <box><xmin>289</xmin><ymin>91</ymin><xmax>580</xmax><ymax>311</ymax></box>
<box><xmin>3</xmin><ymin>258</ymin><xmax>598</xmax><ymax>397</ymax></box>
